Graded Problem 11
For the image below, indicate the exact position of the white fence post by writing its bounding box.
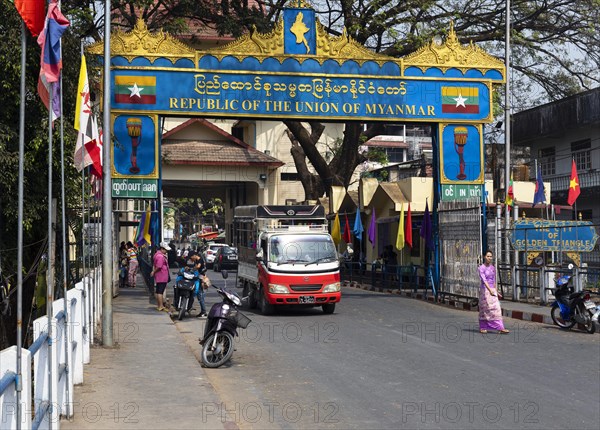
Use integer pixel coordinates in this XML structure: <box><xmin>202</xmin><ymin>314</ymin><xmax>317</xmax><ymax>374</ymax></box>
<box><xmin>1</xmin><ymin>266</ymin><xmax>105</xmax><ymax>430</ymax></box>
<box><xmin>33</xmin><ymin>316</ymin><xmax>59</xmax><ymax>429</ymax></box>
<box><xmin>52</xmin><ymin>299</ymin><xmax>71</xmax><ymax>419</ymax></box>
<box><xmin>67</xmin><ymin>289</ymin><xmax>84</xmax><ymax>387</ymax></box>
<box><xmin>0</xmin><ymin>346</ymin><xmax>32</xmax><ymax>429</ymax></box>
<box><xmin>76</xmin><ymin>279</ymin><xmax>91</xmax><ymax>364</ymax></box>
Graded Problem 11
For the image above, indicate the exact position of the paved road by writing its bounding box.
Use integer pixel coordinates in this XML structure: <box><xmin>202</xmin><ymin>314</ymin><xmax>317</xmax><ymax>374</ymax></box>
<box><xmin>175</xmin><ymin>270</ymin><xmax>600</xmax><ymax>430</ymax></box>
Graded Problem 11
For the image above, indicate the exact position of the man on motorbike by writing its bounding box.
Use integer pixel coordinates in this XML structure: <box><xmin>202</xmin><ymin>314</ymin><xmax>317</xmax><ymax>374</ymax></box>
<box><xmin>190</xmin><ymin>254</ymin><xmax>208</xmax><ymax>318</ymax></box>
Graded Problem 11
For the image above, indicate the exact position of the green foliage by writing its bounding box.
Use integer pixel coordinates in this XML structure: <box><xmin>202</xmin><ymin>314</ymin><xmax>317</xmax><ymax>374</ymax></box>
<box><xmin>1</xmin><ymin>2</ymin><xmax>84</xmax><ymax>274</ymax></box>
<box><xmin>365</xmin><ymin>148</ymin><xmax>389</xmax><ymax>165</ymax></box>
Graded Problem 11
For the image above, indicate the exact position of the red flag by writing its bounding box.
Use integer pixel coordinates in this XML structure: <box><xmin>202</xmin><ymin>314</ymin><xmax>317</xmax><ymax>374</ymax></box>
<box><xmin>405</xmin><ymin>203</ymin><xmax>413</xmax><ymax>248</ymax></box>
<box><xmin>86</xmin><ymin>116</ymin><xmax>103</xmax><ymax>179</ymax></box>
<box><xmin>13</xmin><ymin>0</ymin><xmax>46</xmax><ymax>37</ymax></box>
<box><xmin>567</xmin><ymin>159</ymin><xmax>581</xmax><ymax>206</ymax></box>
<box><xmin>343</xmin><ymin>213</ymin><xmax>352</xmax><ymax>243</ymax></box>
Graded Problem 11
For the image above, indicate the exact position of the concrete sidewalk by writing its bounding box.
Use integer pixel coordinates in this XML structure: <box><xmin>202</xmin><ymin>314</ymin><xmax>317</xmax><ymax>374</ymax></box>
<box><xmin>61</xmin><ymin>281</ymin><xmax>227</xmax><ymax>430</ymax></box>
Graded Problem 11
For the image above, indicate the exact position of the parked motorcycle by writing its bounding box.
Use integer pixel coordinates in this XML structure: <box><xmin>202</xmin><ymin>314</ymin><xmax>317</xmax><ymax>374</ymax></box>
<box><xmin>550</xmin><ymin>266</ymin><xmax>597</xmax><ymax>334</ymax></box>
<box><xmin>174</xmin><ymin>262</ymin><xmax>202</xmax><ymax>321</ymax></box>
<box><xmin>199</xmin><ymin>270</ymin><xmax>251</xmax><ymax>368</ymax></box>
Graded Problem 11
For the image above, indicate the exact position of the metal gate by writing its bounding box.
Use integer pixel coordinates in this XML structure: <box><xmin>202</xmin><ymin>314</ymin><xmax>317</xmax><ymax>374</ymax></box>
<box><xmin>438</xmin><ymin>200</ymin><xmax>483</xmax><ymax>298</ymax></box>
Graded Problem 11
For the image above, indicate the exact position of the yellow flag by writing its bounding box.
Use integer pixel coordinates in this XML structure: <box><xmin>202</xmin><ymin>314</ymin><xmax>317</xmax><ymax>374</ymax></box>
<box><xmin>331</xmin><ymin>213</ymin><xmax>341</xmax><ymax>245</ymax></box>
<box><xmin>395</xmin><ymin>203</ymin><xmax>405</xmax><ymax>250</ymax></box>
<box><xmin>143</xmin><ymin>205</ymin><xmax>152</xmax><ymax>245</ymax></box>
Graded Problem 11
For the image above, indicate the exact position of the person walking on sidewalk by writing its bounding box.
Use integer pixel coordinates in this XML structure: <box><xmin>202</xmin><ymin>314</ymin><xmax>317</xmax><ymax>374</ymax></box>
<box><xmin>478</xmin><ymin>250</ymin><xmax>509</xmax><ymax>334</ymax></box>
<box><xmin>126</xmin><ymin>241</ymin><xmax>139</xmax><ymax>288</ymax></box>
<box><xmin>152</xmin><ymin>242</ymin><xmax>171</xmax><ymax>312</ymax></box>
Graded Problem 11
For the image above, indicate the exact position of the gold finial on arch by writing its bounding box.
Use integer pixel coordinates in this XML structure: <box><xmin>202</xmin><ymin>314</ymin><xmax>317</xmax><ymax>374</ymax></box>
<box><xmin>86</xmin><ymin>18</ymin><xmax>195</xmax><ymax>63</ymax></box>
<box><xmin>293</xmin><ymin>0</ymin><xmax>311</xmax><ymax>8</ymax></box>
<box><xmin>402</xmin><ymin>21</ymin><xmax>505</xmax><ymax>79</ymax></box>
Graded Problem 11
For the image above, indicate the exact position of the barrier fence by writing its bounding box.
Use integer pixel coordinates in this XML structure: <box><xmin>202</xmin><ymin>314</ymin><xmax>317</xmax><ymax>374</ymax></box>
<box><xmin>0</xmin><ymin>269</ymin><xmax>102</xmax><ymax>429</ymax></box>
<box><xmin>340</xmin><ymin>261</ymin><xmax>434</xmax><ymax>295</ymax></box>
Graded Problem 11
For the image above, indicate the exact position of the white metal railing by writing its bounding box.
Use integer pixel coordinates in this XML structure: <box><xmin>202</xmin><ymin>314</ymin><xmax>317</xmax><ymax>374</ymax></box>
<box><xmin>0</xmin><ymin>268</ymin><xmax>102</xmax><ymax>429</ymax></box>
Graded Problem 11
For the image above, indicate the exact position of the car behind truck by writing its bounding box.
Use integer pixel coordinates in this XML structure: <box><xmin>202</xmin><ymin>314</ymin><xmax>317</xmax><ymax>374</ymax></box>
<box><xmin>233</xmin><ymin>205</ymin><xmax>341</xmax><ymax>314</ymax></box>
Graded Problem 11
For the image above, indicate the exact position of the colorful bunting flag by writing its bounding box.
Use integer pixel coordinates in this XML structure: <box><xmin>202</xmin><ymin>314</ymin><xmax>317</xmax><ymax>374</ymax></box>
<box><xmin>395</xmin><ymin>203</ymin><xmax>405</xmax><ymax>250</ymax></box>
<box><xmin>150</xmin><ymin>203</ymin><xmax>159</xmax><ymax>247</ymax></box>
<box><xmin>367</xmin><ymin>208</ymin><xmax>376</xmax><ymax>248</ymax></box>
<box><xmin>135</xmin><ymin>206</ymin><xmax>151</xmax><ymax>247</ymax></box>
<box><xmin>343</xmin><ymin>213</ymin><xmax>352</xmax><ymax>244</ymax></box>
<box><xmin>420</xmin><ymin>200</ymin><xmax>433</xmax><ymax>250</ymax></box>
<box><xmin>405</xmin><ymin>203</ymin><xmax>413</xmax><ymax>248</ymax></box>
<box><xmin>353</xmin><ymin>208</ymin><xmax>363</xmax><ymax>241</ymax></box>
<box><xmin>532</xmin><ymin>166</ymin><xmax>546</xmax><ymax>206</ymax></box>
<box><xmin>331</xmin><ymin>213</ymin><xmax>341</xmax><ymax>246</ymax></box>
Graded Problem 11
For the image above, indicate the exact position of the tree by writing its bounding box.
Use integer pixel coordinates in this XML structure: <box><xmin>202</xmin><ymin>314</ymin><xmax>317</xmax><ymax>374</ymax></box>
<box><xmin>1</xmin><ymin>1</ymin><xmax>91</xmax><ymax>348</ymax></box>
<box><xmin>279</xmin><ymin>0</ymin><xmax>600</xmax><ymax>199</ymax></box>
<box><xmin>67</xmin><ymin>1</ymin><xmax>600</xmax><ymax>200</ymax></box>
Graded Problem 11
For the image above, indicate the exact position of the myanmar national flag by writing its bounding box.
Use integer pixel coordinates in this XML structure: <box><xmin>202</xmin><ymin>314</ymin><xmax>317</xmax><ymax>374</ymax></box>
<box><xmin>441</xmin><ymin>86</ymin><xmax>479</xmax><ymax>114</ymax></box>
<box><xmin>115</xmin><ymin>75</ymin><xmax>156</xmax><ymax>104</ymax></box>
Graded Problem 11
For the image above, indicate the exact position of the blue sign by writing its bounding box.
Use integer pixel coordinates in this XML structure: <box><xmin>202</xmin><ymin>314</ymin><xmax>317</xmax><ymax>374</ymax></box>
<box><xmin>510</xmin><ymin>219</ymin><xmax>599</xmax><ymax>252</ymax></box>
<box><xmin>112</xmin><ymin>70</ymin><xmax>492</xmax><ymax>122</ymax></box>
<box><xmin>439</xmin><ymin>124</ymin><xmax>483</xmax><ymax>184</ymax></box>
<box><xmin>112</xmin><ymin>115</ymin><xmax>158</xmax><ymax>179</ymax></box>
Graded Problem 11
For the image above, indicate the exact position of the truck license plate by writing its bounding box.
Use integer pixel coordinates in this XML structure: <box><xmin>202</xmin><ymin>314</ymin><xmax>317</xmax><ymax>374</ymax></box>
<box><xmin>299</xmin><ymin>296</ymin><xmax>315</xmax><ymax>304</ymax></box>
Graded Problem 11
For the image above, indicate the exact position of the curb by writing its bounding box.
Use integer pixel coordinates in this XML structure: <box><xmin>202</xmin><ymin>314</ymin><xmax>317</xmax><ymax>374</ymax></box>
<box><xmin>342</xmin><ymin>281</ymin><xmax>553</xmax><ymax>325</ymax></box>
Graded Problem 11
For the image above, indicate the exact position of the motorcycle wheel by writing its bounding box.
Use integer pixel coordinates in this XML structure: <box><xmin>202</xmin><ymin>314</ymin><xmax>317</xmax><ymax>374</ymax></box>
<box><xmin>582</xmin><ymin>309</ymin><xmax>596</xmax><ymax>334</ymax></box>
<box><xmin>201</xmin><ymin>332</ymin><xmax>234</xmax><ymax>368</ymax></box>
<box><xmin>178</xmin><ymin>297</ymin><xmax>188</xmax><ymax>321</ymax></box>
<box><xmin>551</xmin><ymin>304</ymin><xmax>576</xmax><ymax>329</ymax></box>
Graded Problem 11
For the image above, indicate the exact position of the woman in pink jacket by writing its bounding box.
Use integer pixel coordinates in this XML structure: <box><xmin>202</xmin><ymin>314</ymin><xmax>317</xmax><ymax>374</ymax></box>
<box><xmin>151</xmin><ymin>242</ymin><xmax>171</xmax><ymax>312</ymax></box>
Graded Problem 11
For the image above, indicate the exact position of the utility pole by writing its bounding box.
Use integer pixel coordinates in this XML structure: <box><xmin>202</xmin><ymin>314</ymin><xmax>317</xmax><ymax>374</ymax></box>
<box><xmin>504</xmin><ymin>0</ymin><xmax>512</xmax><ymax>267</ymax></box>
<box><xmin>102</xmin><ymin>0</ymin><xmax>113</xmax><ymax>346</ymax></box>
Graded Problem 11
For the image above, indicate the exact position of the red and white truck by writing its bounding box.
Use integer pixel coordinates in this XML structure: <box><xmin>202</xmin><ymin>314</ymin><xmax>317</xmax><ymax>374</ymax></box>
<box><xmin>233</xmin><ymin>205</ymin><xmax>341</xmax><ymax>314</ymax></box>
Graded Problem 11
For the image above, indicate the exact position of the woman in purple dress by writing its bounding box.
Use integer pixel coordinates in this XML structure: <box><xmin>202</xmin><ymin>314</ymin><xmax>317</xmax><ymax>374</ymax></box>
<box><xmin>478</xmin><ymin>250</ymin><xmax>509</xmax><ymax>334</ymax></box>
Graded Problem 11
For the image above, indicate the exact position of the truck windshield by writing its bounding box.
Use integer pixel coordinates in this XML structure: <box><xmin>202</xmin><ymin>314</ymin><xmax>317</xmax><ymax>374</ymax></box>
<box><xmin>269</xmin><ymin>234</ymin><xmax>337</xmax><ymax>265</ymax></box>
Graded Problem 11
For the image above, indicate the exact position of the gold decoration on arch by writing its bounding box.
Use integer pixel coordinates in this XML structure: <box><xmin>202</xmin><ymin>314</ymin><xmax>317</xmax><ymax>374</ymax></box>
<box><xmin>86</xmin><ymin>19</ymin><xmax>195</xmax><ymax>63</ymax></box>
<box><xmin>402</xmin><ymin>22</ymin><xmax>506</xmax><ymax>80</ymax></box>
<box><xmin>206</xmin><ymin>19</ymin><xmax>396</xmax><ymax>66</ymax></box>
<box><xmin>85</xmin><ymin>15</ymin><xmax>504</xmax><ymax>76</ymax></box>
<box><xmin>206</xmin><ymin>21</ymin><xmax>285</xmax><ymax>60</ymax></box>
<box><xmin>315</xmin><ymin>22</ymin><xmax>396</xmax><ymax>66</ymax></box>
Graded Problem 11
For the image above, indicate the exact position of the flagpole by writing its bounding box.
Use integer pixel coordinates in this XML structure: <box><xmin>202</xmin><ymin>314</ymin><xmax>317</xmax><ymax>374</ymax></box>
<box><xmin>102</xmin><ymin>0</ymin><xmax>114</xmax><ymax>346</ymax></box>
<box><xmin>16</xmin><ymin>21</ymin><xmax>27</xmax><ymax>430</ymax></box>
<box><xmin>58</xmin><ymin>48</ymin><xmax>72</xmax><ymax>416</ymax></box>
<box><xmin>79</xmin><ymin>41</ymin><xmax>87</xmax><ymax>285</ymax></box>
<box><xmin>573</xmin><ymin>158</ymin><xmax>577</xmax><ymax>220</ymax></box>
<box><xmin>46</xmin><ymin>81</ymin><xmax>56</xmax><ymax>429</ymax></box>
<box><xmin>504</xmin><ymin>0</ymin><xmax>512</xmax><ymax>269</ymax></box>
